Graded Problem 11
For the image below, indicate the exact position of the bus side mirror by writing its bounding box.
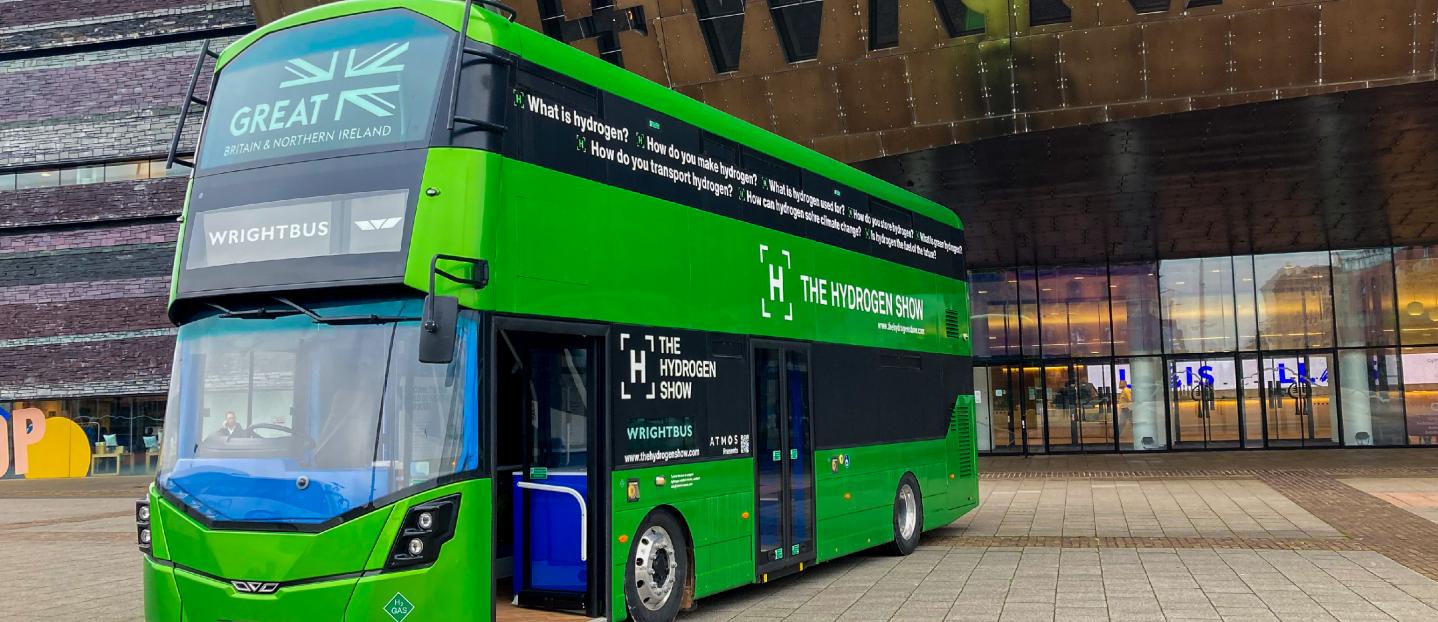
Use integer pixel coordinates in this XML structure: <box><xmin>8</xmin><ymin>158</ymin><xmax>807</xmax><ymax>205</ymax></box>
<box><xmin>419</xmin><ymin>295</ymin><xmax>460</xmax><ymax>364</ymax></box>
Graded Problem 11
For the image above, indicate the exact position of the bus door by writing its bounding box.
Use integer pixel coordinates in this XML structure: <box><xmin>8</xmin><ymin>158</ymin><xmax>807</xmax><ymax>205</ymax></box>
<box><xmin>497</xmin><ymin>328</ymin><xmax>604</xmax><ymax>617</ymax></box>
<box><xmin>753</xmin><ymin>342</ymin><xmax>816</xmax><ymax>578</ymax></box>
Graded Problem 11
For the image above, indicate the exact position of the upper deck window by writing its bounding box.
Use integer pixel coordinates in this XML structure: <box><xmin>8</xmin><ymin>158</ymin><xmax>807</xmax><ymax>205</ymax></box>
<box><xmin>197</xmin><ymin>10</ymin><xmax>454</xmax><ymax>174</ymax></box>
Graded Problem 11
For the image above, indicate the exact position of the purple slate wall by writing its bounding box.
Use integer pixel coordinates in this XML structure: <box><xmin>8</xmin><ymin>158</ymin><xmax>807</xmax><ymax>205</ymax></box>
<box><xmin>0</xmin><ymin>1</ymin><xmax>254</xmax><ymax>400</ymax></box>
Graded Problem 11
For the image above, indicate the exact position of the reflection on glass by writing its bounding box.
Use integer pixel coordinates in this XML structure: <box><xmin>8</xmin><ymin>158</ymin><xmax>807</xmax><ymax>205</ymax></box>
<box><xmin>1396</xmin><ymin>246</ymin><xmax>1438</xmax><ymax>347</ymax></box>
<box><xmin>1019</xmin><ymin>366</ymin><xmax>1045</xmax><ymax>452</ymax></box>
<box><xmin>1038</xmin><ymin>267</ymin><xmax>1111</xmax><ymax>358</ymax></box>
<box><xmin>15</xmin><ymin>170</ymin><xmax>59</xmax><ymax>189</ymax></box>
<box><xmin>1168</xmin><ymin>358</ymin><xmax>1241</xmax><ymax>449</ymax></box>
<box><xmin>1262</xmin><ymin>353</ymin><xmax>1337</xmax><ymax>447</ymax></box>
<box><xmin>1110</xmin><ymin>262</ymin><xmax>1162</xmax><ymax>356</ymax></box>
<box><xmin>1116</xmin><ymin>357</ymin><xmax>1167</xmax><ymax>451</ymax></box>
<box><xmin>157</xmin><ymin>300</ymin><xmax>473</xmax><ymax>524</ymax></box>
<box><xmin>1234</xmin><ymin>255</ymin><xmax>1259</xmax><ymax>350</ymax></box>
<box><xmin>970</xmin><ymin>270</ymin><xmax>1023</xmax><ymax>357</ymax></box>
<box><xmin>528</xmin><ymin>346</ymin><xmax>590</xmax><ymax>470</ymax></box>
<box><xmin>1241</xmin><ymin>356</ymin><xmax>1263</xmax><ymax>446</ymax></box>
<box><xmin>60</xmin><ymin>166</ymin><xmax>105</xmax><ymax>186</ymax></box>
<box><xmin>104</xmin><ymin>161</ymin><xmax>148</xmax><ymax>182</ymax></box>
<box><xmin>1045</xmin><ymin>363</ymin><xmax>1117</xmax><ymax>452</ymax></box>
<box><xmin>974</xmin><ymin>368</ymin><xmax>994</xmax><ymax>452</ymax></box>
<box><xmin>1018</xmin><ymin>269</ymin><xmax>1040</xmax><ymax>357</ymax></box>
<box><xmin>1254</xmin><ymin>252</ymin><xmax>1334</xmax><ymax>351</ymax></box>
<box><xmin>972</xmin><ymin>246</ymin><xmax>1438</xmax><ymax>451</ymax></box>
<box><xmin>754</xmin><ymin>349</ymin><xmax>783</xmax><ymax>554</ymax></box>
<box><xmin>1044</xmin><ymin>365</ymin><xmax>1078</xmax><ymax>451</ymax></box>
<box><xmin>1338</xmin><ymin>348</ymin><xmax>1405</xmax><ymax>446</ymax></box>
<box><xmin>1161</xmin><ymin>257</ymin><xmax>1238</xmax><ymax>354</ymax></box>
<box><xmin>1332</xmin><ymin>249</ymin><xmax>1397</xmax><ymax>347</ymax></box>
<box><xmin>785</xmin><ymin>350</ymin><xmax>812</xmax><ymax>549</ymax></box>
<box><xmin>977</xmin><ymin>366</ymin><xmax>1024</xmax><ymax>453</ymax></box>
<box><xmin>1403</xmin><ymin>347</ymin><xmax>1438</xmax><ymax>446</ymax></box>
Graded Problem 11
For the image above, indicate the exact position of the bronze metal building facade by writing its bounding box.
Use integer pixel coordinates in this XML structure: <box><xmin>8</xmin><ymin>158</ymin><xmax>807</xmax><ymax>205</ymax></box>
<box><xmin>227</xmin><ymin>1</ymin><xmax>1438</xmax><ymax>452</ymax></box>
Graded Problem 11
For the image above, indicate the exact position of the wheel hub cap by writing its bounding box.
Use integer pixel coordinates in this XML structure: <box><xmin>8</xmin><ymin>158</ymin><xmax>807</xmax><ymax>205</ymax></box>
<box><xmin>899</xmin><ymin>484</ymin><xmax>918</xmax><ymax>540</ymax></box>
<box><xmin>632</xmin><ymin>525</ymin><xmax>678</xmax><ymax>611</ymax></box>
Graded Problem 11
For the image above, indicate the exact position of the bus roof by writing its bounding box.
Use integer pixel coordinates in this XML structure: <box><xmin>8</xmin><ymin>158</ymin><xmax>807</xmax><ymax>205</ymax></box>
<box><xmin>218</xmin><ymin>0</ymin><xmax>961</xmax><ymax>230</ymax></box>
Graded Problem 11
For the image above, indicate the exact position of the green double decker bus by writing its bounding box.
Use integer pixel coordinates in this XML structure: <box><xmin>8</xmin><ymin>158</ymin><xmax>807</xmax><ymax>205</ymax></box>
<box><xmin>139</xmin><ymin>1</ymin><xmax>978</xmax><ymax>620</ymax></box>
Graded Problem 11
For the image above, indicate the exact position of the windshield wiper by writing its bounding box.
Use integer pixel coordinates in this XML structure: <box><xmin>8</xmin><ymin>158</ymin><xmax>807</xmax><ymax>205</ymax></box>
<box><xmin>272</xmin><ymin>296</ymin><xmax>420</xmax><ymax>325</ymax></box>
<box><xmin>206</xmin><ymin>302</ymin><xmax>302</xmax><ymax>320</ymax></box>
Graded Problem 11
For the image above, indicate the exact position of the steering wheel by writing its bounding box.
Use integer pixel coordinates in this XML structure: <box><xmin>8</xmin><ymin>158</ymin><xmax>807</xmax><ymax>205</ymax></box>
<box><xmin>245</xmin><ymin>423</ymin><xmax>294</xmax><ymax>438</ymax></box>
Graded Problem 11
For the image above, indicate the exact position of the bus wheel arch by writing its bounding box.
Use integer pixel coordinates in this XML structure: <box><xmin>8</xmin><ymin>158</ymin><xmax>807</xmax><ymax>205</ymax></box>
<box><xmin>624</xmin><ymin>506</ymin><xmax>695</xmax><ymax>621</ymax></box>
<box><xmin>888</xmin><ymin>472</ymin><xmax>923</xmax><ymax>556</ymax></box>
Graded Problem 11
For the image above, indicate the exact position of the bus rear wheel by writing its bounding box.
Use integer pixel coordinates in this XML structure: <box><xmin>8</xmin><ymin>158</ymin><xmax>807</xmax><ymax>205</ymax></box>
<box><xmin>625</xmin><ymin>510</ymin><xmax>690</xmax><ymax>622</ymax></box>
<box><xmin>889</xmin><ymin>474</ymin><xmax>922</xmax><ymax>556</ymax></box>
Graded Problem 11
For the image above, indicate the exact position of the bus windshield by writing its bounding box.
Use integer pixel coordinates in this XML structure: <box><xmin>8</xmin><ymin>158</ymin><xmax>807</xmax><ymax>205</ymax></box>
<box><xmin>196</xmin><ymin>9</ymin><xmax>453</xmax><ymax>173</ymax></box>
<box><xmin>157</xmin><ymin>299</ymin><xmax>478</xmax><ymax>526</ymax></box>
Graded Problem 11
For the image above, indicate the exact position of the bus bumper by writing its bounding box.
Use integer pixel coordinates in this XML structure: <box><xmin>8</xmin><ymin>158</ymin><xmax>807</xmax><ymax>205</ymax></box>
<box><xmin>143</xmin><ymin>480</ymin><xmax>493</xmax><ymax>621</ymax></box>
<box><xmin>143</xmin><ymin>562</ymin><xmax>486</xmax><ymax>622</ymax></box>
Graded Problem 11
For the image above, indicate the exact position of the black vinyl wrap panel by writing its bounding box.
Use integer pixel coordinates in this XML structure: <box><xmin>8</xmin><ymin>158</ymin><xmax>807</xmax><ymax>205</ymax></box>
<box><xmin>809</xmin><ymin>341</ymin><xmax>972</xmax><ymax>450</ymax></box>
<box><xmin>609</xmin><ymin>321</ymin><xmax>971</xmax><ymax>469</ymax></box>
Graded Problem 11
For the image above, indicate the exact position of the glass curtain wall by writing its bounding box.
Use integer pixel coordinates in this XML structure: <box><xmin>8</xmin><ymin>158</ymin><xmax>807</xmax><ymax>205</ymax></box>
<box><xmin>1</xmin><ymin>395</ymin><xmax>169</xmax><ymax>475</ymax></box>
<box><xmin>973</xmin><ymin>244</ymin><xmax>1438</xmax><ymax>452</ymax></box>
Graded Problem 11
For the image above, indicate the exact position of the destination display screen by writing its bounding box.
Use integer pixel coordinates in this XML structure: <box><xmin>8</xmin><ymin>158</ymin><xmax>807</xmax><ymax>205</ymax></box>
<box><xmin>197</xmin><ymin>10</ymin><xmax>452</xmax><ymax>172</ymax></box>
<box><xmin>175</xmin><ymin>149</ymin><xmax>426</xmax><ymax>299</ymax></box>
<box><xmin>506</xmin><ymin>66</ymin><xmax>967</xmax><ymax>281</ymax></box>
<box><xmin>184</xmin><ymin>189</ymin><xmax>409</xmax><ymax>270</ymax></box>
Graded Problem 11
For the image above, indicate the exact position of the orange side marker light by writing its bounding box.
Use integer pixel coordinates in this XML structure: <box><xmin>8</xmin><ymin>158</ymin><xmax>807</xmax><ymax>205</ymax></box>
<box><xmin>618</xmin><ymin>534</ymin><xmax>629</xmax><ymax>544</ymax></box>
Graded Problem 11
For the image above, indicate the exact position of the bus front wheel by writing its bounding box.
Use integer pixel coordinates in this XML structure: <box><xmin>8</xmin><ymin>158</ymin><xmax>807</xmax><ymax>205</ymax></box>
<box><xmin>625</xmin><ymin>510</ymin><xmax>690</xmax><ymax>622</ymax></box>
<box><xmin>888</xmin><ymin>474</ymin><xmax>922</xmax><ymax>556</ymax></box>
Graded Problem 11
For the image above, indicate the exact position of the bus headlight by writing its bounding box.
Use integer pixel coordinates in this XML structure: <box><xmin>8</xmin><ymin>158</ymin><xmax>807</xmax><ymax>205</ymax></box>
<box><xmin>385</xmin><ymin>495</ymin><xmax>459</xmax><ymax>571</ymax></box>
<box><xmin>136</xmin><ymin>500</ymin><xmax>152</xmax><ymax>552</ymax></box>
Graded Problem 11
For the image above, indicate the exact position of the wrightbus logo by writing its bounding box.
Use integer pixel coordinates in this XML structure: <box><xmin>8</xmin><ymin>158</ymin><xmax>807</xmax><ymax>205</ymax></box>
<box><xmin>354</xmin><ymin>218</ymin><xmax>402</xmax><ymax>231</ymax></box>
<box><xmin>759</xmin><ymin>244</ymin><xmax>793</xmax><ymax>321</ymax></box>
<box><xmin>232</xmin><ymin>581</ymin><xmax>280</xmax><ymax>594</ymax></box>
<box><xmin>228</xmin><ymin>41</ymin><xmax>410</xmax><ymax>138</ymax></box>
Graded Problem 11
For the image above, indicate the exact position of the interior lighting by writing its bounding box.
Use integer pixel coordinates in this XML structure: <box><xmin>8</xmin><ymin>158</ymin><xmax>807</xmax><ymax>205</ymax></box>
<box><xmin>1408</xmin><ymin>302</ymin><xmax>1426</xmax><ymax>317</ymax></box>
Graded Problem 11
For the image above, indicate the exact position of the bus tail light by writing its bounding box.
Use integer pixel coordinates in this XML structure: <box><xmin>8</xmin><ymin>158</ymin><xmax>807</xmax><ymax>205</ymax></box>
<box><xmin>385</xmin><ymin>495</ymin><xmax>460</xmax><ymax>571</ymax></box>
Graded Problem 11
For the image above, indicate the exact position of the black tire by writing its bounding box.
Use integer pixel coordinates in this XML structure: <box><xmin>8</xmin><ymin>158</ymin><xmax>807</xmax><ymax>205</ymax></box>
<box><xmin>624</xmin><ymin>510</ymin><xmax>690</xmax><ymax>622</ymax></box>
<box><xmin>888</xmin><ymin>473</ymin><xmax>923</xmax><ymax>556</ymax></box>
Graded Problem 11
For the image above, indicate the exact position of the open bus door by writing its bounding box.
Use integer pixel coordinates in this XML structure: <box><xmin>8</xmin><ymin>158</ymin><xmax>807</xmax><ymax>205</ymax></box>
<box><xmin>494</xmin><ymin>324</ymin><xmax>606</xmax><ymax>620</ymax></box>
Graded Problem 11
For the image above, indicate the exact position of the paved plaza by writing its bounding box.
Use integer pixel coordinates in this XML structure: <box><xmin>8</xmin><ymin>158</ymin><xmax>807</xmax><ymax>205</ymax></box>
<box><xmin>12</xmin><ymin>451</ymin><xmax>1438</xmax><ymax>620</ymax></box>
